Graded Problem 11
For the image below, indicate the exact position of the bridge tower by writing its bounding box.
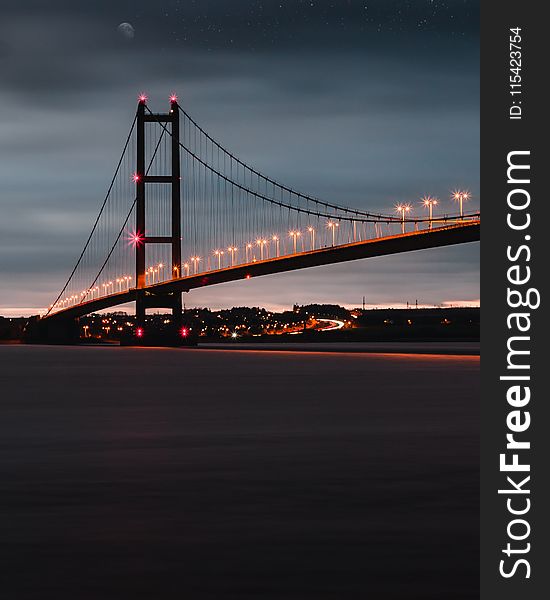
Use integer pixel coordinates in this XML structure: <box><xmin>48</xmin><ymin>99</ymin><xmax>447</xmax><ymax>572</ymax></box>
<box><xmin>135</xmin><ymin>97</ymin><xmax>182</xmax><ymax>327</ymax></box>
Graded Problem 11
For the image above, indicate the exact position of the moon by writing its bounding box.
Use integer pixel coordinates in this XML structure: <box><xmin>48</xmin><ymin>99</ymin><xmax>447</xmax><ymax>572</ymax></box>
<box><xmin>117</xmin><ymin>22</ymin><xmax>135</xmax><ymax>40</ymax></box>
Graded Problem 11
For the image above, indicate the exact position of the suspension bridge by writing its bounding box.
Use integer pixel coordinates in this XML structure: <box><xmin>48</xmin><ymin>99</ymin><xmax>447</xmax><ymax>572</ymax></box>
<box><xmin>31</xmin><ymin>95</ymin><xmax>480</xmax><ymax>342</ymax></box>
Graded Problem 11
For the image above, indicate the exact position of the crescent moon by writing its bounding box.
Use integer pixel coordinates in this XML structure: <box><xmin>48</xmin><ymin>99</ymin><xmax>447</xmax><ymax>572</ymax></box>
<box><xmin>117</xmin><ymin>22</ymin><xmax>135</xmax><ymax>40</ymax></box>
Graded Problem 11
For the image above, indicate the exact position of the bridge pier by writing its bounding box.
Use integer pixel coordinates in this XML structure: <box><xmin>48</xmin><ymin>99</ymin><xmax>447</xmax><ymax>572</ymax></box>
<box><xmin>136</xmin><ymin>289</ymin><xmax>182</xmax><ymax>328</ymax></box>
<box><xmin>23</xmin><ymin>315</ymin><xmax>80</xmax><ymax>345</ymax></box>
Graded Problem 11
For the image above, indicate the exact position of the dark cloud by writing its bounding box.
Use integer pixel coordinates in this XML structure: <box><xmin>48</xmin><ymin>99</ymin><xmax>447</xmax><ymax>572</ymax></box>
<box><xmin>0</xmin><ymin>1</ymin><xmax>480</xmax><ymax>312</ymax></box>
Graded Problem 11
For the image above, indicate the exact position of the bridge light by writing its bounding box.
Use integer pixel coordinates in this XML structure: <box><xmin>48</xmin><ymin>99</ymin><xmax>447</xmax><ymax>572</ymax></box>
<box><xmin>138</xmin><ymin>93</ymin><xmax>148</xmax><ymax>104</ymax></box>
<box><xmin>129</xmin><ymin>231</ymin><xmax>144</xmax><ymax>247</ymax></box>
<box><xmin>395</xmin><ymin>203</ymin><xmax>412</xmax><ymax>234</ymax></box>
<box><xmin>136</xmin><ymin>327</ymin><xmax>144</xmax><ymax>338</ymax></box>
<box><xmin>169</xmin><ymin>93</ymin><xmax>178</xmax><ymax>103</ymax></box>
<box><xmin>451</xmin><ymin>189</ymin><xmax>470</xmax><ymax>218</ymax></box>
<box><xmin>132</xmin><ymin>172</ymin><xmax>141</xmax><ymax>183</ymax></box>
<box><xmin>421</xmin><ymin>196</ymin><xmax>438</xmax><ymax>229</ymax></box>
<box><xmin>180</xmin><ymin>327</ymin><xmax>188</xmax><ymax>337</ymax></box>
<box><xmin>307</xmin><ymin>226</ymin><xmax>316</xmax><ymax>250</ymax></box>
<box><xmin>327</xmin><ymin>221</ymin><xmax>339</xmax><ymax>246</ymax></box>
<box><xmin>289</xmin><ymin>230</ymin><xmax>301</xmax><ymax>253</ymax></box>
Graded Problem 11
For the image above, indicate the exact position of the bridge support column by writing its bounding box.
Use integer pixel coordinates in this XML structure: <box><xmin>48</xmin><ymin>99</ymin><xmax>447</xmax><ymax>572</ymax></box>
<box><xmin>136</xmin><ymin>100</ymin><xmax>146</xmax><ymax>327</ymax></box>
<box><xmin>135</xmin><ymin>97</ymin><xmax>182</xmax><ymax>330</ymax></box>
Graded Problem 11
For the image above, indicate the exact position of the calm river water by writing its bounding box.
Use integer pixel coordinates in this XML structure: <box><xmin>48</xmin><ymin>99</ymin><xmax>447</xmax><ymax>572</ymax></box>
<box><xmin>0</xmin><ymin>345</ymin><xmax>479</xmax><ymax>599</ymax></box>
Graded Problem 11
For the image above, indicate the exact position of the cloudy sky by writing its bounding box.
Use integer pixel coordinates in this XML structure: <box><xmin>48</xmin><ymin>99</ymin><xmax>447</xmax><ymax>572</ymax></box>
<box><xmin>0</xmin><ymin>0</ymin><xmax>479</xmax><ymax>315</ymax></box>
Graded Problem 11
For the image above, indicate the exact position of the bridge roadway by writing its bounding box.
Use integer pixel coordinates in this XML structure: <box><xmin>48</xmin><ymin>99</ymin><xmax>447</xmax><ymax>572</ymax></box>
<box><xmin>45</xmin><ymin>220</ymin><xmax>480</xmax><ymax>321</ymax></box>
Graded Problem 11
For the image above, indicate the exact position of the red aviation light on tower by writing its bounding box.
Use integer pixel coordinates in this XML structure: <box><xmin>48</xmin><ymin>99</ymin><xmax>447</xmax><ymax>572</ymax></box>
<box><xmin>138</xmin><ymin>93</ymin><xmax>148</xmax><ymax>104</ymax></box>
<box><xmin>169</xmin><ymin>93</ymin><xmax>178</xmax><ymax>103</ymax></box>
<box><xmin>132</xmin><ymin>172</ymin><xmax>141</xmax><ymax>183</ymax></box>
<box><xmin>129</xmin><ymin>230</ymin><xmax>144</xmax><ymax>247</ymax></box>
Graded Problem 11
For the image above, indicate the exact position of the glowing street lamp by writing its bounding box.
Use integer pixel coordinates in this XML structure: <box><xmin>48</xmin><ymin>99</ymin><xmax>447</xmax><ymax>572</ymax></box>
<box><xmin>190</xmin><ymin>256</ymin><xmax>200</xmax><ymax>274</ymax></box>
<box><xmin>257</xmin><ymin>239</ymin><xmax>267</xmax><ymax>260</ymax></box>
<box><xmin>327</xmin><ymin>221</ymin><xmax>339</xmax><ymax>246</ymax></box>
<box><xmin>395</xmin><ymin>203</ymin><xmax>412</xmax><ymax>234</ymax></box>
<box><xmin>246</xmin><ymin>243</ymin><xmax>253</xmax><ymax>263</ymax></box>
<box><xmin>307</xmin><ymin>226</ymin><xmax>315</xmax><ymax>250</ymax></box>
<box><xmin>272</xmin><ymin>235</ymin><xmax>280</xmax><ymax>257</ymax></box>
<box><xmin>183</xmin><ymin>262</ymin><xmax>190</xmax><ymax>276</ymax></box>
<box><xmin>146</xmin><ymin>266</ymin><xmax>156</xmax><ymax>284</ymax></box>
<box><xmin>452</xmin><ymin>189</ymin><xmax>470</xmax><ymax>218</ymax></box>
<box><xmin>289</xmin><ymin>230</ymin><xmax>301</xmax><ymax>253</ymax></box>
<box><xmin>214</xmin><ymin>250</ymin><xmax>224</xmax><ymax>269</ymax></box>
<box><xmin>227</xmin><ymin>246</ymin><xmax>237</xmax><ymax>266</ymax></box>
<box><xmin>421</xmin><ymin>196</ymin><xmax>438</xmax><ymax>229</ymax></box>
<box><xmin>158</xmin><ymin>263</ymin><xmax>164</xmax><ymax>282</ymax></box>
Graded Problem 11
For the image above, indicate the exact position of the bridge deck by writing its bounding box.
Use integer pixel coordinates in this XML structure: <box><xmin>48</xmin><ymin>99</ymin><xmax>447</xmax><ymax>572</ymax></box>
<box><xmin>44</xmin><ymin>220</ymin><xmax>480</xmax><ymax>320</ymax></box>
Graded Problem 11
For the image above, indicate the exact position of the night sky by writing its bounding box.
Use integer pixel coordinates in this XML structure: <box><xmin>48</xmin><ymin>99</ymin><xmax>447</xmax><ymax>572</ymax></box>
<box><xmin>0</xmin><ymin>1</ymin><xmax>479</xmax><ymax>315</ymax></box>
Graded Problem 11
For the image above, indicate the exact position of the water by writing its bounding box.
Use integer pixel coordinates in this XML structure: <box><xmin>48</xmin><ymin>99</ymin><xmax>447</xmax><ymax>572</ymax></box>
<box><xmin>0</xmin><ymin>346</ymin><xmax>479</xmax><ymax>599</ymax></box>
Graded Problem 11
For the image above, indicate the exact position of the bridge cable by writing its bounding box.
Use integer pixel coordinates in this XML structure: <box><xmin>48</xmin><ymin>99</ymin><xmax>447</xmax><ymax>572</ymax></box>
<box><xmin>178</xmin><ymin>105</ymin><xmax>402</xmax><ymax>221</ymax></box>
<box><xmin>147</xmin><ymin>106</ymin><xmax>477</xmax><ymax>225</ymax></box>
<box><xmin>46</xmin><ymin>113</ymin><xmax>138</xmax><ymax>316</ymax></box>
<box><xmin>78</xmin><ymin>127</ymin><xmax>168</xmax><ymax>305</ymax></box>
